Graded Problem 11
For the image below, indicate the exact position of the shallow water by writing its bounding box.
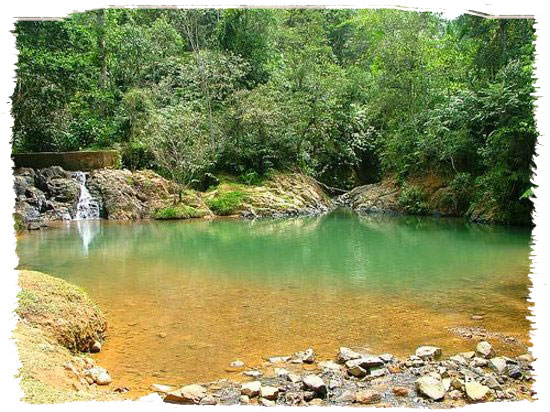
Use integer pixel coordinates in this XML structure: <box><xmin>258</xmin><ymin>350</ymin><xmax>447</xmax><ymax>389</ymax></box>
<box><xmin>16</xmin><ymin>210</ymin><xmax>533</xmax><ymax>395</ymax></box>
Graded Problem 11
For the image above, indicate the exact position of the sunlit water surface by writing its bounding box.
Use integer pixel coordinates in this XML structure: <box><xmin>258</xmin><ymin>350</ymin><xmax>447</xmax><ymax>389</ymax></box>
<box><xmin>16</xmin><ymin>210</ymin><xmax>533</xmax><ymax>395</ymax></box>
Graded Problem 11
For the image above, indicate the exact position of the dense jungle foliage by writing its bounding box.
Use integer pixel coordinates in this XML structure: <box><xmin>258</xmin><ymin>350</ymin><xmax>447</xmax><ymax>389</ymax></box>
<box><xmin>11</xmin><ymin>9</ymin><xmax>537</xmax><ymax>224</ymax></box>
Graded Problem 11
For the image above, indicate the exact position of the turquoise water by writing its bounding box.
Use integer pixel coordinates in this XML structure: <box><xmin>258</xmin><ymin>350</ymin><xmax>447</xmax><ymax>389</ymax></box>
<box><xmin>16</xmin><ymin>209</ymin><xmax>533</xmax><ymax>393</ymax></box>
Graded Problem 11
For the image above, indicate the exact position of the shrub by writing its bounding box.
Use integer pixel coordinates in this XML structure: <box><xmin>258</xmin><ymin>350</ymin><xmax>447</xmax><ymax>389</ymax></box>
<box><xmin>206</xmin><ymin>191</ymin><xmax>246</xmax><ymax>215</ymax></box>
<box><xmin>398</xmin><ymin>185</ymin><xmax>429</xmax><ymax>215</ymax></box>
<box><xmin>152</xmin><ymin>205</ymin><xmax>202</xmax><ymax>220</ymax></box>
<box><xmin>239</xmin><ymin>171</ymin><xmax>264</xmax><ymax>186</ymax></box>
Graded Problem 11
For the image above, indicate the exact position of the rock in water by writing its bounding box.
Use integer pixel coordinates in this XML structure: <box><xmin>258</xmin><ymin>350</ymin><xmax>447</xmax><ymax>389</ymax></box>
<box><xmin>85</xmin><ymin>366</ymin><xmax>111</xmax><ymax>385</ymax></box>
<box><xmin>476</xmin><ymin>341</ymin><xmax>495</xmax><ymax>359</ymax></box>
<box><xmin>415</xmin><ymin>376</ymin><xmax>446</xmax><ymax>401</ymax></box>
<box><xmin>465</xmin><ymin>381</ymin><xmax>490</xmax><ymax>402</ymax></box>
<box><xmin>302</xmin><ymin>348</ymin><xmax>316</xmax><ymax>364</ymax></box>
<box><xmin>95</xmin><ymin>370</ymin><xmax>112</xmax><ymax>385</ymax></box>
<box><xmin>303</xmin><ymin>375</ymin><xmax>327</xmax><ymax>396</ymax></box>
<box><xmin>355</xmin><ymin>390</ymin><xmax>382</xmax><ymax>404</ymax></box>
<box><xmin>416</xmin><ymin>346</ymin><xmax>442</xmax><ymax>359</ymax></box>
<box><xmin>241</xmin><ymin>381</ymin><xmax>261</xmax><ymax>397</ymax></box>
<box><xmin>90</xmin><ymin>340</ymin><xmax>102</xmax><ymax>353</ymax></box>
<box><xmin>150</xmin><ymin>384</ymin><xmax>175</xmax><ymax>393</ymax></box>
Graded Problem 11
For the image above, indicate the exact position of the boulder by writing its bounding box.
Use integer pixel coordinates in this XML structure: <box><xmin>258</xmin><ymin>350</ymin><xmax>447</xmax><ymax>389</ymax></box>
<box><xmin>241</xmin><ymin>381</ymin><xmax>261</xmax><ymax>397</ymax></box>
<box><xmin>465</xmin><ymin>381</ymin><xmax>490</xmax><ymax>402</ymax></box>
<box><xmin>415</xmin><ymin>376</ymin><xmax>446</xmax><ymax>401</ymax></box>
<box><xmin>260</xmin><ymin>386</ymin><xmax>279</xmax><ymax>401</ymax></box>
<box><xmin>488</xmin><ymin>357</ymin><xmax>508</xmax><ymax>374</ymax></box>
<box><xmin>337</xmin><ymin>347</ymin><xmax>363</xmax><ymax>363</ymax></box>
<box><xmin>164</xmin><ymin>384</ymin><xmax>207</xmax><ymax>404</ymax></box>
<box><xmin>347</xmin><ymin>365</ymin><xmax>367</xmax><ymax>378</ymax></box>
<box><xmin>476</xmin><ymin>341</ymin><xmax>495</xmax><ymax>359</ymax></box>
<box><xmin>303</xmin><ymin>375</ymin><xmax>327</xmax><ymax>396</ymax></box>
<box><xmin>85</xmin><ymin>366</ymin><xmax>111</xmax><ymax>385</ymax></box>
<box><xmin>416</xmin><ymin>346</ymin><xmax>442</xmax><ymax>359</ymax></box>
<box><xmin>345</xmin><ymin>356</ymin><xmax>384</xmax><ymax>370</ymax></box>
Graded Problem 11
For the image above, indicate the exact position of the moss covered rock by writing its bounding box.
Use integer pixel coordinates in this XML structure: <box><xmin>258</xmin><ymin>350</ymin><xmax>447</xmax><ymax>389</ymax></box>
<box><xmin>204</xmin><ymin>173</ymin><xmax>331</xmax><ymax>218</ymax></box>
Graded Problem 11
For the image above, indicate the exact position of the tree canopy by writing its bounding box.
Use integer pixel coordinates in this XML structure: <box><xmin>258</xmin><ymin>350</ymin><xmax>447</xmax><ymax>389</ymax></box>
<box><xmin>11</xmin><ymin>9</ymin><xmax>537</xmax><ymax>224</ymax></box>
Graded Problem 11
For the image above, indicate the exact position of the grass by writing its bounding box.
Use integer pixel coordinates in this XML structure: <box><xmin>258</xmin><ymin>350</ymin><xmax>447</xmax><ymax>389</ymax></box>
<box><xmin>152</xmin><ymin>205</ymin><xmax>203</xmax><ymax>220</ymax></box>
<box><xmin>206</xmin><ymin>191</ymin><xmax>247</xmax><ymax>216</ymax></box>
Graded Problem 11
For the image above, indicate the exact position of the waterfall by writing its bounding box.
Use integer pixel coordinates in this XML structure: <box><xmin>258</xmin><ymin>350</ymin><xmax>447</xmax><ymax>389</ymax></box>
<box><xmin>73</xmin><ymin>172</ymin><xmax>100</xmax><ymax>220</ymax></box>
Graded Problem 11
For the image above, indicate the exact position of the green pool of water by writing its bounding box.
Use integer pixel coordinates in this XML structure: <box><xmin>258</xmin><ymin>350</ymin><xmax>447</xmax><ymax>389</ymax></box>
<box><xmin>16</xmin><ymin>209</ymin><xmax>533</xmax><ymax>393</ymax></box>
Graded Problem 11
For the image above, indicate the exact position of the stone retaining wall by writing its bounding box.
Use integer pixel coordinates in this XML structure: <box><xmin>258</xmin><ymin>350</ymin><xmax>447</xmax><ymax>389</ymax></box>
<box><xmin>12</xmin><ymin>151</ymin><xmax>120</xmax><ymax>171</ymax></box>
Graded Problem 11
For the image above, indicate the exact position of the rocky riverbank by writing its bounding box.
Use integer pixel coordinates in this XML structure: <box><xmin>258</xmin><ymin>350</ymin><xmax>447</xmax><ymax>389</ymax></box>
<box><xmin>146</xmin><ymin>343</ymin><xmax>535</xmax><ymax>408</ymax></box>
<box><xmin>13</xmin><ymin>167</ymin><xmax>331</xmax><ymax>229</ymax></box>
<box><xmin>14</xmin><ymin>271</ymin><xmax>123</xmax><ymax>403</ymax></box>
<box><xmin>336</xmin><ymin>174</ymin><xmax>462</xmax><ymax>218</ymax></box>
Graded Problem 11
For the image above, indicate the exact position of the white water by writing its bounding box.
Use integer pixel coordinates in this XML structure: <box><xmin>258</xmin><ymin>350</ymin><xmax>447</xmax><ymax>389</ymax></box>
<box><xmin>73</xmin><ymin>172</ymin><xmax>100</xmax><ymax>220</ymax></box>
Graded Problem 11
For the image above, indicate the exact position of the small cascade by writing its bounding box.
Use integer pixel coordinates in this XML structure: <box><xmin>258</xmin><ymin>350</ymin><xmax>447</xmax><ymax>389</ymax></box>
<box><xmin>73</xmin><ymin>172</ymin><xmax>100</xmax><ymax>220</ymax></box>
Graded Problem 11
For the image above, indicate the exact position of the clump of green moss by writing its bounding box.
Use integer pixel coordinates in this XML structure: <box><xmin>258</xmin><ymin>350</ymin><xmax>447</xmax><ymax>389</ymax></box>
<box><xmin>206</xmin><ymin>191</ymin><xmax>246</xmax><ymax>216</ymax></box>
<box><xmin>152</xmin><ymin>205</ymin><xmax>202</xmax><ymax>219</ymax></box>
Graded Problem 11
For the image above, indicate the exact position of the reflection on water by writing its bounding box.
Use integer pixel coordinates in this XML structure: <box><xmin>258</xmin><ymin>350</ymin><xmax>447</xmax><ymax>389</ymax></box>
<box><xmin>16</xmin><ymin>210</ymin><xmax>533</xmax><ymax>396</ymax></box>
